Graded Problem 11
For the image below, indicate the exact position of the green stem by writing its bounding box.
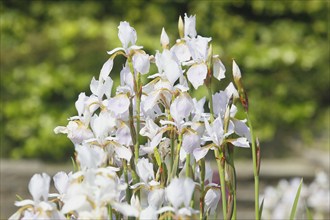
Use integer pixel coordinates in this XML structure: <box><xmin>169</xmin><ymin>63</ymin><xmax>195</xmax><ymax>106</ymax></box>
<box><xmin>171</xmin><ymin>133</ymin><xmax>182</xmax><ymax>179</ymax></box>
<box><xmin>199</xmin><ymin>159</ymin><xmax>205</xmax><ymax>220</ymax></box>
<box><xmin>215</xmin><ymin>149</ymin><xmax>227</xmax><ymax>220</ymax></box>
<box><xmin>245</xmin><ymin>113</ymin><xmax>259</xmax><ymax>220</ymax></box>
<box><xmin>134</xmin><ymin>72</ymin><xmax>141</xmax><ymax>165</ymax></box>
<box><xmin>123</xmin><ymin>160</ymin><xmax>131</xmax><ymax>203</ymax></box>
<box><xmin>186</xmin><ymin>153</ymin><xmax>191</xmax><ymax>178</ymax></box>
<box><xmin>207</xmin><ymin>83</ymin><xmax>227</xmax><ymax>220</ymax></box>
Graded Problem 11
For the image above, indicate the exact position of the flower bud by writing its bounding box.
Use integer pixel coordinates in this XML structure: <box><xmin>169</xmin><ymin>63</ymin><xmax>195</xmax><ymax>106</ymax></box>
<box><xmin>160</xmin><ymin>27</ymin><xmax>169</xmax><ymax>49</ymax></box>
<box><xmin>178</xmin><ymin>16</ymin><xmax>184</xmax><ymax>39</ymax></box>
<box><xmin>232</xmin><ymin>60</ymin><xmax>249</xmax><ymax>112</ymax></box>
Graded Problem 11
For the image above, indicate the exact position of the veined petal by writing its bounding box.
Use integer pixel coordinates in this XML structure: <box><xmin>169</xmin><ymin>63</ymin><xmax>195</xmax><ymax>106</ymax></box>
<box><xmin>108</xmin><ymin>94</ymin><xmax>130</xmax><ymax>115</ymax></box>
<box><xmin>193</xmin><ymin>147</ymin><xmax>209</xmax><ymax>162</ymax></box>
<box><xmin>205</xmin><ymin>188</ymin><xmax>221</xmax><ymax>214</ymax></box>
<box><xmin>133</xmin><ymin>52</ymin><xmax>150</xmax><ymax>74</ymax></box>
<box><xmin>115</xmin><ymin>145</ymin><xmax>132</xmax><ymax>161</ymax></box>
<box><xmin>228</xmin><ymin>137</ymin><xmax>250</xmax><ymax>148</ymax></box>
<box><xmin>187</xmin><ymin>63</ymin><xmax>207</xmax><ymax>89</ymax></box>
<box><xmin>182</xmin><ymin>131</ymin><xmax>201</xmax><ymax>153</ymax></box>
<box><xmin>170</xmin><ymin>42</ymin><xmax>191</xmax><ymax>62</ymax></box>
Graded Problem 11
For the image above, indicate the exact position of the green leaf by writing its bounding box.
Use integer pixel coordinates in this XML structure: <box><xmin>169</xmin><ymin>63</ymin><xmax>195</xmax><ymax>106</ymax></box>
<box><xmin>153</xmin><ymin>148</ymin><xmax>162</xmax><ymax>167</ymax></box>
<box><xmin>15</xmin><ymin>194</ymin><xmax>24</xmax><ymax>201</ymax></box>
<box><xmin>71</xmin><ymin>156</ymin><xmax>77</xmax><ymax>172</ymax></box>
<box><xmin>305</xmin><ymin>205</ymin><xmax>313</xmax><ymax>220</ymax></box>
<box><xmin>259</xmin><ymin>197</ymin><xmax>265</xmax><ymax>219</ymax></box>
<box><xmin>290</xmin><ymin>178</ymin><xmax>303</xmax><ymax>220</ymax></box>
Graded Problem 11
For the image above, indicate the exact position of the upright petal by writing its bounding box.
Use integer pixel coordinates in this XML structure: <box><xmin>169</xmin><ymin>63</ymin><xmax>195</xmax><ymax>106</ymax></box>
<box><xmin>100</xmin><ymin>58</ymin><xmax>114</xmax><ymax>81</ymax></box>
<box><xmin>133</xmin><ymin>52</ymin><xmax>150</xmax><ymax>74</ymax></box>
<box><xmin>184</xmin><ymin>14</ymin><xmax>197</xmax><ymax>38</ymax></box>
<box><xmin>118</xmin><ymin>21</ymin><xmax>137</xmax><ymax>49</ymax></box>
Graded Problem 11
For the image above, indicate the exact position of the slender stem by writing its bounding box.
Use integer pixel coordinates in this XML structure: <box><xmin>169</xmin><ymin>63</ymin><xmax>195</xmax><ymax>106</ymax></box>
<box><xmin>186</xmin><ymin>153</ymin><xmax>191</xmax><ymax>178</ymax></box>
<box><xmin>208</xmin><ymin>85</ymin><xmax>227</xmax><ymax>220</ymax></box>
<box><xmin>215</xmin><ymin>149</ymin><xmax>227</xmax><ymax>220</ymax></box>
<box><xmin>245</xmin><ymin>113</ymin><xmax>259</xmax><ymax>220</ymax></box>
<box><xmin>199</xmin><ymin>159</ymin><xmax>205</xmax><ymax>220</ymax></box>
<box><xmin>123</xmin><ymin>160</ymin><xmax>131</xmax><ymax>203</ymax></box>
<box><xmin>108</xmin><ymin>205</ymin><xmax>112</xmax><ymax>219</ymax></box>
<box><xmin>171</xmin><ymin>133</ymin><xmax>182</xmax><ymax>179</ymax></box>
<box><xmin>134</xmin><ymin>72</ymin><xmax>142</xmax><ymax>165</ymax></box>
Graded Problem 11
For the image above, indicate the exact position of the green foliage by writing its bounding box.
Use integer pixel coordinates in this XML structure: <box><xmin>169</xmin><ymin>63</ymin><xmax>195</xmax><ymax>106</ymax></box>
<box><xmin>1</xmin><ymin>0</ymin><xmax>328</xmax><ymax>161</ymax></box>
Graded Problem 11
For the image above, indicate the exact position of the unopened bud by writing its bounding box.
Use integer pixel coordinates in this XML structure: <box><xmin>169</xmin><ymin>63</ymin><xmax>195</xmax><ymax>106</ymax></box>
<box><xmin>178</xmin><ymin>16</ymin><xmax>184</xmax><ymax>39</ymax></box>
<box><xmin>160</xmin><ymin>27</ymin><xmax>169</xmax><ymax>49</ymax></box>
<box><xmin>232</xmin><ymin>60</ymin><xmax>249</xmax><ymax>112</ymax></box>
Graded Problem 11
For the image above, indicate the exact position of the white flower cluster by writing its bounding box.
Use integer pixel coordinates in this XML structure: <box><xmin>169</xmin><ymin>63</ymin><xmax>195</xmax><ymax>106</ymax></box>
<box><xmin>261</xmin><ymin>172</ymin><xmax>330</xmax><ymax>219</ymax></box>
<box><xmin>10</xmin><ymin>14</ymin><xmax>252</xmax><ymax>219</ymax></box>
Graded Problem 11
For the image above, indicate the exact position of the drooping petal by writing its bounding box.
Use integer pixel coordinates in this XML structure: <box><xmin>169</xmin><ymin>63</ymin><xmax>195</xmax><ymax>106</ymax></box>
<box><xmin>183</xmin><ymin>178</ymin><xmax>195</xmax><ymax>207</ymax></box>
<box><xmin>170</xmin><ymin>42</ymin><xmax>191</xmax><ymax>62</ymax></box>
<box><xmin>165</xmin><ymin>178</ymin><xmax>185</xmax><ymax>209</ymax></box>
<box><xmin>112</xmin><ymin>202</ymin><xmax>139</xmax><ymax>217</ymax></box>
<box><xmin>170</xmin><ymin>93</ymin><xmax>194</xmax><ymax>123</ymax></box>
<box><xmin>116</xmin><ymin>123</ymin><xmax>132</xmax><ymax>146</ymax></box>
<box><xmin>75</xmin><ymin>144</ymin><xmax>107</xmax><ymax>169</ymax></box>
<box><xmin>115</xmin><ymin>145</ymin><xmax>132</xmax><ymax>162</ymax></box>
<box><xmin>187</xmin><ymin>63</ymin><xmax>207</xmax><ymax>89</ymax></box>
<box><xmin>136</xmin><ymin>158</ymin><xmax>154</xmax><ymax>183</ymax></box>
<box><xmin>148</xmin><ymin>188</ymin><xmax>165</xmax><ymax>208</ymax></box>
<box><xmin>205</xmin><ymin>188</ymin><xmax>221</xmax><ymax>214</ymax></box>
<box><xmin>108</xmin><ymin>94</ymin><xmax>130</xmax><ymax>115</ymax></box>
<box><xmin>193</xmin><ymin>147</ymin><xmax>209</xmax><ymax>162</ymax></box>
<box><xmin>182</xmin><ymin>131</ymin><xmax>201</xmax><ymax>154</ymax></box>
<box><xmin>232</xmin><ymin>118</ymin><xmax>251</xmax><ymax>142</ymax></box>
<box><xmin>140</xmin><ymin>206</ymin><xmax>158</xmax><ymax>220</ymax></box>
<box><xmin>61</xmin><ymin>195</ymin><xmax>87</xmax><ymax>214</ymax></box>
<box><xmin>228</xmin><ymin>137</ymin><xmax>250</xmax><ymax>148</ymax></box>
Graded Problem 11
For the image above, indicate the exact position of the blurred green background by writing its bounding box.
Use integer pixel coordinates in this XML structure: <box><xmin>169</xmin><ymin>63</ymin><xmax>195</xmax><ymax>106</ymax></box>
<box><xmin>1</xmin><ymin>0</ymin><xmax>329</xmax><ymax>161</ymax></box>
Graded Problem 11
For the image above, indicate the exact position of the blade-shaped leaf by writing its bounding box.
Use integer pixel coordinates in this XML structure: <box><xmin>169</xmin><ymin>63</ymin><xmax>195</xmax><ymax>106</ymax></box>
<box><xmin>259</xmin><ymin>198</ymin><xmax>265</xmax><ymax>219</ymax></box>
<box><xmin>290</xmin><ymin>178</ymin><xmax>303</xmax><ymax>220</ymax></box>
